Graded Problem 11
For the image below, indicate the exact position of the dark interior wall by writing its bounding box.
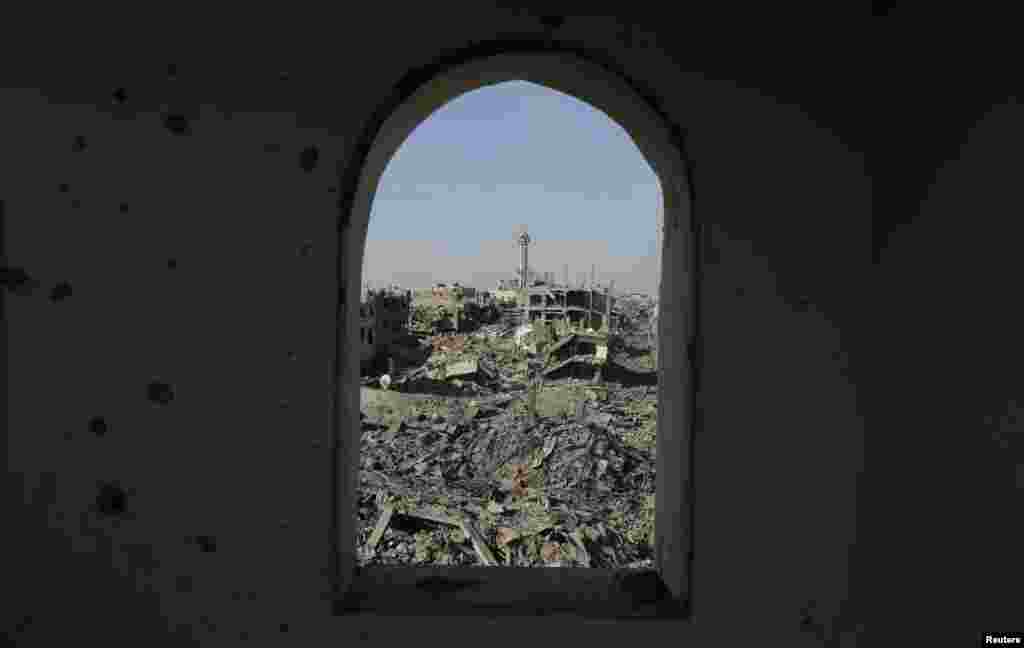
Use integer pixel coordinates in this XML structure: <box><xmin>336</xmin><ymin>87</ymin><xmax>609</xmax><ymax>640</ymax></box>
<box><xmin>679</xmin><ymin>68</ymin><xmax>868</xmax><ymax>642</ymax></box>
<box><xmin>1</xmin><ymin>10</ymin><xmax>1017</xmax><ymax>647</ymax></box>
<box><xmin>857</xmin><ymin>84</ymin><xmax>1023</xmax><ymax>646</ymax></box>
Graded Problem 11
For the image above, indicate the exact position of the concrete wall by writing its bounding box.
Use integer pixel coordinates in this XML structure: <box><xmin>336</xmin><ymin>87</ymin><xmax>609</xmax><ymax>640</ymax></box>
<box><xmin>855</xmin><ymin>31</ymin><xmax>1022</xmax><ymax>644</ymax></box>
<box><xmin>2</xmin><ymin>8</ymin><xmax>1016</xmax><ymax>647</ymax></box>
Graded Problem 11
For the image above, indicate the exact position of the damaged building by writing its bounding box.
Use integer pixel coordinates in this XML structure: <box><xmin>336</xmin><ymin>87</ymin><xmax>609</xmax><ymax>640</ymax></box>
<box><xmin>431</xmin><ymin>281</ymin><xmax>477</xmax><ymax>301</ymax></box>
<box><xmin>360</xmin><ymin>287</ymin><xmax>413</xmax><ymax>372</ymax></box>
<box><xmin>524</xmin><ymin>283</ymin><xmax>618</xmax><ymax>331</ymax></box>
<box><xmin>542</xmin><ymin>331</ymin><xmax>610</xmax><ymax>382</ymax></box>
<box><xmin>493</xmin><ymin>277</ymin><xmax>620</xmax><ymax>332</ymax></box>
<box><xmin>415</xmin><ymin>284</ymin><xmax>498</xmax><ymax>335</ymax></box>
<box><xmin>496</xmin><ymin>226</ymin><xmax>622</xmax><ymax>331</ymax></box>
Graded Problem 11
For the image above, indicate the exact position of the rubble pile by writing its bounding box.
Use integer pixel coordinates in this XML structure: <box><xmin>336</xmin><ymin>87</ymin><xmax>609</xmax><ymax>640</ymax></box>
<box><xmin>356</xmin><ymin>297</ymin><xmax>660</xmax><ymax>569</ymax></box>
<box><xmin>475</xmin><ymin>323</ymin><xmax>514</xmax><ymax>338</ymax></box>
<box><xmin>428</xmin><ymin>333</ymin><xmax>468</xmax><ymax>354</ymax></box>
<box><xmin>357</xmin><ymin>385</ymin><xmax>659</xmax><ymax>568</ymax></box>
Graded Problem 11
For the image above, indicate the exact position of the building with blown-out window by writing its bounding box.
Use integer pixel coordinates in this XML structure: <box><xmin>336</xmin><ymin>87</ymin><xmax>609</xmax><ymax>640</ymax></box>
<box><xmin>360</xmin><ymin>287</ymin><xmax>411</xmax><ymax>371</ymax></box>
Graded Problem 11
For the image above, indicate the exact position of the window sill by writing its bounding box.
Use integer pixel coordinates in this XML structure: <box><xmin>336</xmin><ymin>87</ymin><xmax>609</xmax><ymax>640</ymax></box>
<box><xmin>336</xmin><ymin>566</ymin><xmax>689</xmax><ymax>620</ymax></box>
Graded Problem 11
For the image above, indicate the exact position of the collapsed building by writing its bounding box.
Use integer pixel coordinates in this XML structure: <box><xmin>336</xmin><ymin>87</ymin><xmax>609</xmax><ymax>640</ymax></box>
<box><xmin>431</xmin><ymin>281</ymin><xmax>476</xmax><ymax>301</ymax></box>
<box><xmin>414</xmin><ymin>285</ymin><xmax>498</xmax><ymax>336</ymax></box>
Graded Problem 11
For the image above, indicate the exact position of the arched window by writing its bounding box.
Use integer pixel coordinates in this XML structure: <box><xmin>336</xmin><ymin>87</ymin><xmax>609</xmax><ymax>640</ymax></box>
<box><xmin>341</xmin><ymin>51</ymin><xmax>693</xmax><ymax>611</ymax></box>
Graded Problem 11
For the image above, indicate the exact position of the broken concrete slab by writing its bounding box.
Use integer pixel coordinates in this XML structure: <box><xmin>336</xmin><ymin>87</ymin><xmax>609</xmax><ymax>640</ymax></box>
<box><xmin>429</xmin><ymin>356</ymin><xmax>478</xmax><ymax>380</ymax></box>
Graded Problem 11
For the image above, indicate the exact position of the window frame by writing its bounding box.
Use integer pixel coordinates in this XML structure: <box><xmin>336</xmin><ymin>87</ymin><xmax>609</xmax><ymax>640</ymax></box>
<box><xmin>332</xmin><ymin>50</ymin><xmax>696</xmax><ymax>619</ymax></box>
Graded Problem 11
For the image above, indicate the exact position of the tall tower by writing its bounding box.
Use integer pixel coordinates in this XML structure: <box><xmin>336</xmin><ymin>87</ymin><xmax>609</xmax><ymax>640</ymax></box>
<box><xmin>517</xmin><ymin>225</ymin><xmax>531</xmax><ymax>290</ymax></box>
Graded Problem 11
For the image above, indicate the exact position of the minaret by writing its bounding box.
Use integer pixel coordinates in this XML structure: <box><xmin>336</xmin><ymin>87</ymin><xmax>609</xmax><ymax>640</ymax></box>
<box><xmin>517</xmin><ymin>226</ymin><xmax>531</xmax><ymax>290</ymax></box>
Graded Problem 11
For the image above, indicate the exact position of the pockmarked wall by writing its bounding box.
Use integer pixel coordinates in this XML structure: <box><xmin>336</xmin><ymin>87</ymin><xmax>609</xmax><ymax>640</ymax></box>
<box><xmin>0</xmin><ymin>9</ymin><xmax>931</xmax><ymax>647</ymax></box>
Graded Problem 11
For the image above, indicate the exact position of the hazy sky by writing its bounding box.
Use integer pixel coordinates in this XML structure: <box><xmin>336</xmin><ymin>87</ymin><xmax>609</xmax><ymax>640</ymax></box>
<box><xmin>363</xmin><ymin>80</ymin><xmax>663</xmax><ymax>295</ymax></box>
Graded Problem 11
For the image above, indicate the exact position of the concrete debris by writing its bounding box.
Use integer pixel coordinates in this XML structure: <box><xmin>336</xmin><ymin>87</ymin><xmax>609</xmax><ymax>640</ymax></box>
<box><xmin>428</xmin><ymin>357</ymin><xmax>477</xmax><ymax>380</ymax></box>
<box><xmin>475</xmin><ymin>323</ymin><xmax>513</xmax><ymax>338</ymax></box>
<box><xmin>356</xmin><ymin>297</ymin><xmax>660</xmax><ymax>569</ymax></box>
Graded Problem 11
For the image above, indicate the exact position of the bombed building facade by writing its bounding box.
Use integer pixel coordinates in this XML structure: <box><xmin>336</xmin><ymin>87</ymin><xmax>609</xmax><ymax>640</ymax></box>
<box><xmin>493</xmin><ymin>226</ymin><xmax>622</xmax><ymax>332</ymax></box>
<box><xmin>360</xmin><ymin>287</ymin><xmax>412</xmax><ymax>371</ymax></box>
<box><xmin>523</xmin><ymin>283</ymin><xmax>617</xmax><ymax>331</ymax></box>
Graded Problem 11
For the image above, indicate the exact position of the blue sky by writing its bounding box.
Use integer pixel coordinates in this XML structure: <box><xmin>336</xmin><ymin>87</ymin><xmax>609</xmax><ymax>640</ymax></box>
<box><xmin>363</xmin><ymin>80</ymin><xmax>662</xmax><ymax>295</ymax></box>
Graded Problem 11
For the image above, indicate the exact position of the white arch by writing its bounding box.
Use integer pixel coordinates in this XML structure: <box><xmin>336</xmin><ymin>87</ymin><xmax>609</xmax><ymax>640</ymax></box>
<box><xmin>338</xmin><ymin>51</ymin><xmax>694</xmax><ymax>608</ymax></box>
